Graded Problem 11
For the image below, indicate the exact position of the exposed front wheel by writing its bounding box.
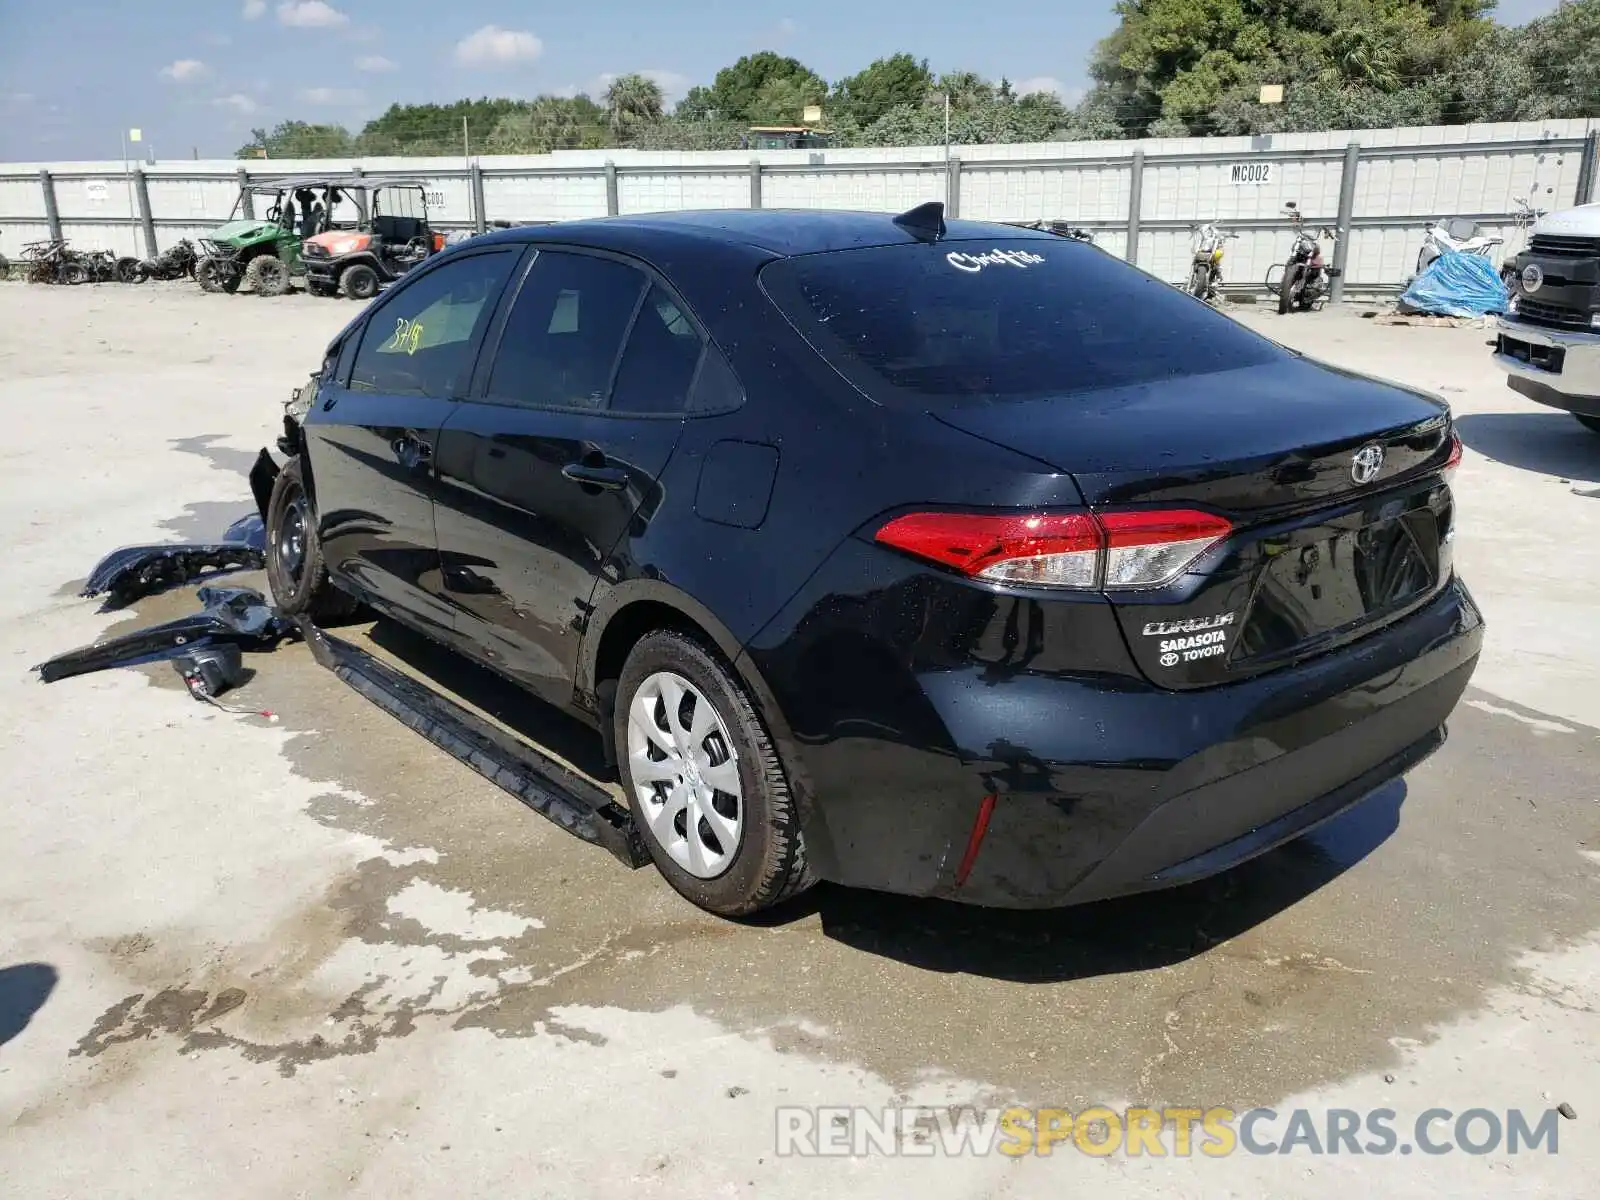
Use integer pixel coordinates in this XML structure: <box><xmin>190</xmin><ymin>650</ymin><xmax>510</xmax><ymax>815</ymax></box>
<box><xmin>1188</xmin><ymin>263</ymin><xmax>1210</xmax><ymax>299</ymax></box>
<box><xmin>339</xmin><ymin>263</ymin><xmax>380</xmax><ymax>301</ymax></box>
<box><xmin>1278</xmin><ymin>262</ymin><xmax>1306</xmax><ymax>315</ymax></box>
<box><xmin>614</xmin><ymin>630</ymin><xmax>814</xmax><ymax>916</ymax></box>
<box><xmin>114</xmin><ymin>256</ymin><xmax>142</xmax><ymax>283</ymax></box>
<box><xmin>264</xmin><ymin>457</ymin><xmax>361</xmax><ymax>622</ymax></box>
<box><xmin>196</xmin><ymin>256</ymin><xmax>239</xmax><ymax>294</ymax></box>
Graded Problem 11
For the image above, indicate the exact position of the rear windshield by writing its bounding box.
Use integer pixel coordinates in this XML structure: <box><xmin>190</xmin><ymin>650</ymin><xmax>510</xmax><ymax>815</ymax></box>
<box><xmin>760</xmin><ymin>238</ymin><xmax>1284</xmax><ymax>406</ymax></box>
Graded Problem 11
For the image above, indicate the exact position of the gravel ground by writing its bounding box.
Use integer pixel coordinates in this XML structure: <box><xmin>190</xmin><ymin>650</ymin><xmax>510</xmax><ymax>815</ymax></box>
<box><xmin>1</xmin><ymin>281</ymin><xmax>1596</xmax><ymax>1197</ymax></box>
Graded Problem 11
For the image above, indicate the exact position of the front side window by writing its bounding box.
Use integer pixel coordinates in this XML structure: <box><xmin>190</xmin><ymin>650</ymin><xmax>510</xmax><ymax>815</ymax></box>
<box><xmin>349</xmin><ymin>250</ymin><xmax>518</xmax><ymax>399</ymax></box>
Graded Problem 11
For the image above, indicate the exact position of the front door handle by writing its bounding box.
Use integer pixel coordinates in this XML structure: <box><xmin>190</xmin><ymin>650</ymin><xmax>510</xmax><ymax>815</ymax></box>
<box><xmin>391</xmin><ymin>433</ymin><xmax>433</xmax><ymax>471</ymax></box>
<box><xmin>561</xmin><ymin>462</ymin><xmax>629</xmax><ymax>491</ymax></box>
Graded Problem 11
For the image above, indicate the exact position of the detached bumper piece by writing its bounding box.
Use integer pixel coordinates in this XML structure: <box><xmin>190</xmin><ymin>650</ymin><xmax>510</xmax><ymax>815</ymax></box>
<box><xmin>79</xmin><ymin>515</ymin><xmax>266</xmax><ymax>610</ymax></box>
<box><xmin>36</xmin><ymin>586</ymin><xmax>293</xmax><ymax>683</ymax></box>
<box><xmin>298</xmin><ymin>618</ymin><xmax>649</xmax><ymax>870</ymax></box>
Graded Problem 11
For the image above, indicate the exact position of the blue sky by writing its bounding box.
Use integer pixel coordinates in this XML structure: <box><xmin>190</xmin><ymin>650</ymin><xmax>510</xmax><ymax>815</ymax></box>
<box><xmin>0</xmin><ymin>0</ymin><xmax>1565</xmax><ymax>162</ymax></box>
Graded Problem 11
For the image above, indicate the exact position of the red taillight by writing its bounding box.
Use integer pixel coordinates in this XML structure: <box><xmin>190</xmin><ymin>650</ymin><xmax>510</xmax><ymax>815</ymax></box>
<box><xmin>874</xmin><ymin>508</ymin><xmax>1231</xmax><ymax>590</ymax></box>
<box><xmin>1443</xmin><ymin>431</ymin><xmax>1463</xmax><ymax>480</ymax></box>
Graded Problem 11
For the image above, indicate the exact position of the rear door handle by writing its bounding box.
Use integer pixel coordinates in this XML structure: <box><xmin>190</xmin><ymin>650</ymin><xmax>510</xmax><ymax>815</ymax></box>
<box><xmin>561</xmin><ymin>462</ymin><xmax>629</xmax><ymax>491</ymax></box>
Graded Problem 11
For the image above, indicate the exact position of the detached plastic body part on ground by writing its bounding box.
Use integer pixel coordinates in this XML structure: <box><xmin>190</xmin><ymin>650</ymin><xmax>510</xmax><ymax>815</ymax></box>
<box><xmin>79</xmin><ymin>514</ymin><xmax>266</xmax><ymax>610</ymax></box>
<box><xmin>35</xmin><ymin>585</ymin><xmax>294</xmax><ymax>684</ymax></box>
<box><xmin>42</xmin><ymin>528</ymin><xmax>649</xmax><ymax>870</ymax></box>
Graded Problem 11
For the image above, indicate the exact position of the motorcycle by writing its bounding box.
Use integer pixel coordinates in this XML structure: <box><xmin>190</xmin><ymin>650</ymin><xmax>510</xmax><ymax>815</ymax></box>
<box><xmin>1186</xmin><ymin>221</ymin><xmax>1238</xmax><ymax>303</ymax></box>
<box><xmin>1275</xmin><ymin>201</ymin><xmax>1339</xmax><ymax>314</ymax></box>
<box><xmin>1417</xmin><ymin>216</ymin><xmax>1502</xmax><ymax>276</ymax></box>
<box><xmin>134</xmin><ymin>238</ymin><xmax>199</xmax><ymax>282</ymax></box>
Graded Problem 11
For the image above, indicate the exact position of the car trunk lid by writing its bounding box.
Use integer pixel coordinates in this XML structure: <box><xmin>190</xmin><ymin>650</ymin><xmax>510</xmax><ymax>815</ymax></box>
<box><xmin>933</xmin><ymin>358</ymin><xmax>1457</xmax><ymax>690</ymax></box>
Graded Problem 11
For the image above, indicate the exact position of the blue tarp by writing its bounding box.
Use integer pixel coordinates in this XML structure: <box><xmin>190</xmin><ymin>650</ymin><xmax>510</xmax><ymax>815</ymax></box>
<box><xmin>1399</xmin><ymin>250</ymin><xmax>1509</xmax><ymax>318</ymax></box>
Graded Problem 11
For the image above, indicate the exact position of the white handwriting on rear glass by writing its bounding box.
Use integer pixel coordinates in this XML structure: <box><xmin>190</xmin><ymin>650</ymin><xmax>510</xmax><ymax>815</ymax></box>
<box><xmin>946</xmin><ymin>248</ymin><xmax>1045</xmax><ymax>273</ymax></box>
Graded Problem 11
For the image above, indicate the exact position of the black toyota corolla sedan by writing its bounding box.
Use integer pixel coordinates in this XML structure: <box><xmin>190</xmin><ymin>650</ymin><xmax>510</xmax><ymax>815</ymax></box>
<box><xmin>259</xmin><ymin>204</ymin><xmax>1481</xmax><ymax>916</ymax></box>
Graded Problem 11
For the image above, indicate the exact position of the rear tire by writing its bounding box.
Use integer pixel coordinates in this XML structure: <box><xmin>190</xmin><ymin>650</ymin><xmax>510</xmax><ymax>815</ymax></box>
<box><xmin>1574</xmin><ymin>415</ymin><xmax>1600</xmax><ymax>435</ymax></box>
<box><xmin>58</xmin><ymin>261</ymin><xmax>89</xmax><ymax>286</ymax></box>
<box><xmin>1417</xmin><ymin>246</ymin><xmax>1438</xmax><ymax>276</ymax></box>
<box><xmin>339</xmin><ymin>263</ymin><xmax>380</xmax><ymax>301</ymax></box>
<box><xmin>1278</xmin><ymin>263</ymin><xmax>1306</xmax><ymax>314</ymax></box>
<box><xmin>614</xmin><ymin>630</ymin><xmax>814</xmax><ymax>917</ymax></box>
<box><xmin>264</xmin><ymin>457</ymin><xmax>361</xmax><ymax>622</ymax></box>
<box><xmin>245</xmin><ymin>254</ymin><xmax>291</xmax><ymax>297</ymax></box>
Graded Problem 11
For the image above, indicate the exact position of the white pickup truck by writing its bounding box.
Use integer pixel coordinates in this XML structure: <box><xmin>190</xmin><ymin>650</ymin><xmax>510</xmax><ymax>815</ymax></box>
<box><xmin>1494</xmin><ymin>202</ymin><xmax>1600</xmax><ymax>435</ymax></box>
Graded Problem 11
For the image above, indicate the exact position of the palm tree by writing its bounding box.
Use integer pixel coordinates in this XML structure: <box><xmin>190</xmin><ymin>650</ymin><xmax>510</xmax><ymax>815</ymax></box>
<box><xmin>604</xmin><ymin>73</ymin><xmax>665</xmax><ymax>138</ymax></box>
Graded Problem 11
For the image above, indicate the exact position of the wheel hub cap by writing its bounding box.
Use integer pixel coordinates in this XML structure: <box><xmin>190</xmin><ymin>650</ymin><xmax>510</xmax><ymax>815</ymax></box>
<box><xmin>626</xmin><ymin>671</ymin><xmax>743</xmax><ymax>879</ymax></box>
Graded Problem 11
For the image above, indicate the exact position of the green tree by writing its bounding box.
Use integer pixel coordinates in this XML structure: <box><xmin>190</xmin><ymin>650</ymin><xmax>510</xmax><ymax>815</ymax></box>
<box><xmin>483</xmin><ymin>96</ymin><xmax>610</xmax><ymax>154</ymax></box>
<box><xmin>709</xmin><ymin>52</ymin><xmax>827</xmax><ymax>125</ymax></box>
<box><xmin>629</xmin><ymin>118</ymin><xmax>749</xmax><ymax>151</ymax></box>
<box><xmin>356</xmin><ymin>98</ymin><xmax>524</xmax><ymax>155</ymax></box>
<box><xmin>748</xmin><ymin>70</ymin><xmax>828</xmax><ymax>125</ymax></box>
<box><xmin>604</xmin><ymin>73</ymin><xmax>666</xmax><ymax>139</ymax></box>
<box><xmin>831</xmin><ymin>53</ymin><xmax>934</xmax><ymax>127</ymax></box>
<box><xmin>674</xmin><ymin>85</ymin><xmax>720</xmax><ymax>121</ymax></box>
<box><xmin>236</xmin><ymin>120</ymin><xmax>355</xmax><ymax>159</ymax></box>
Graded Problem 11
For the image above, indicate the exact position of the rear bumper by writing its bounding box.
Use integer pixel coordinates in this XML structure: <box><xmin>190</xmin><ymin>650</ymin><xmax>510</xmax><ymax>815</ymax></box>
<box><xmin>1495</xmin><ymin>316</ymin><xmax>1600</xmax><ymax>412</ymax></box>
<box><xmin>788</xmin><ymin>575</ymin><xmax>1482</xmax><ymax>908</ymax></box>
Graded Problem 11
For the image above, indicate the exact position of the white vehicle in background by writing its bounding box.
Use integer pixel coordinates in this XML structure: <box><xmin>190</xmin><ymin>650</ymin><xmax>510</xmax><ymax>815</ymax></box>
<box><xmin>1493</xmin><ymin>201</ymin><xmax>1600</xmax><ymax>436</ymax></box>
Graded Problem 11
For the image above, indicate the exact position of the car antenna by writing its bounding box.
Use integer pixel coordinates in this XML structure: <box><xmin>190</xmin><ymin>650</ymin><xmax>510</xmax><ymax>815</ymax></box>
<box><xmin>893</xmin><ymin>200</ymin><xmax>946</xmax><ymax>242</ymax></box>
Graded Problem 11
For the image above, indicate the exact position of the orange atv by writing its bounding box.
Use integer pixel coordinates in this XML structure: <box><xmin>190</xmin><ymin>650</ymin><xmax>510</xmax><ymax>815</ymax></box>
<box><xmin>302</xmin><ymin>181</ymin><xmax>445</xmax><ymax>300</ymax></box>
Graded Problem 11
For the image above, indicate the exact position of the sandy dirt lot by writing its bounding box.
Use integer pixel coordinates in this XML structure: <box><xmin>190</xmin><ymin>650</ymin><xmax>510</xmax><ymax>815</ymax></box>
<box><xmin>1</xmin><ymin>281</ymin><xmax>1597</xmax><ymax>1197</ymax></box>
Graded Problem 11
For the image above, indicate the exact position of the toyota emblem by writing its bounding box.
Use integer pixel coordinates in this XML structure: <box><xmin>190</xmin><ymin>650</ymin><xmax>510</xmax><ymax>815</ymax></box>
<box><xmin>1351</xmin><ymin>443</ymin><xmax>1385</xmax><ymax>485</ymax></box>
<box><xmin>1521</xmin><ymin>263</ymin><xmax>1544</xmax><ymax>294</ymax></box>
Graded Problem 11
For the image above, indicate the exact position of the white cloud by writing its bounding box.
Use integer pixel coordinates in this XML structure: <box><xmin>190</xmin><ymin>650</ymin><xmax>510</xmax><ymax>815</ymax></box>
<box><xmin>355</xmin><ymin>54</ymin><xmax>396</xmax><ymax>72</ymax></box>
<box><xmin>277</xmin><ymin>1</ymin><xmax>348</xmax><ymax>28</ymax></box>
<box><xmin>300</xmin><ymin>86</ymin><xmax>364</xmax><ymax>104</ymax></box>
<box><xmin>160</xmin><ymin>59</ymin><xmax>208</xmax><ymax>82</ymax></box>
<box><xmin>242</xmin><ymin>0</ymin><xmax>266</xmax><ymax>17</ymax></box>
<box><xmin>776</xmin><ymin>17</ymin><xmax>798</xmax><ymax>37</ymax></box>
<box><xmin>215</xmin><ymin>93</ymin><xmax>259</xmax><ymax>114</ymax></box>
<box><xmin>1014</xmin><ymin>76</ymin><xmax>1064</xmax><ymax>97</ymax></box>
<box><xmin>453</xmin><ymin>25</ymin><xmax>543</xmax><ymax>67</ymax></box>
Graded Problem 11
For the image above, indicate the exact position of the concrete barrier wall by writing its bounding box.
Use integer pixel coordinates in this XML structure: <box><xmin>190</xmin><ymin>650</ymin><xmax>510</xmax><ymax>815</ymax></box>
<box><xmin>2</xmin><ymin>118</ymin><xmax>1594</xmax><ymax>291</ymax></box>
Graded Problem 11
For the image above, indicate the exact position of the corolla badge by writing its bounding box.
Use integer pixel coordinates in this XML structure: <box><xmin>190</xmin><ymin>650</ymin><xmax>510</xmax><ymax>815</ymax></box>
<box><xmin>1351</xmin><ymin>443</ymin><xmax>1386</xmax><ymax>485</ymax></box>
<box><xmin>1521</xmin><ymin>263</ymin><xmax>1544</xmax><ymax>294</ymax></box>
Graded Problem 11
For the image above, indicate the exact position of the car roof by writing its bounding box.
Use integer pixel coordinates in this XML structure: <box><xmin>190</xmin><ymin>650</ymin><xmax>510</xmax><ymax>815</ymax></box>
<box><xmin>465</xmin><ymin>208</ymin><xmax>1061</xmax><ymax>259</ymax></box>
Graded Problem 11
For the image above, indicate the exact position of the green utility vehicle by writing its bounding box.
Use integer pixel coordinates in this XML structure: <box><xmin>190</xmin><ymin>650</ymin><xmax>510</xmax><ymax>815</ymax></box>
<box><xmin>196</xmin><ymin>176</ymin><xmax>362</xmax><ymax>296</ymax></box>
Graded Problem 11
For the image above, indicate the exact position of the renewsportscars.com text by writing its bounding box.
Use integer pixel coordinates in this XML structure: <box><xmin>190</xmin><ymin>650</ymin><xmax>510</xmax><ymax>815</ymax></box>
<box><xmin>775</xmin><ymin>1105</ymin><xmax>1563</xmax><ymax>1158</ymax></box>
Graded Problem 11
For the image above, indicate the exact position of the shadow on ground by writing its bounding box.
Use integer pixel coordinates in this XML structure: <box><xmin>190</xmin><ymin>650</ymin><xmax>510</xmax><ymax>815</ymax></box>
<box><xmin>366</xmin><ymin>617</ymin><xmax>613</xmax><ymax>781</ymax></box>
<box><xmin>1455</xmin><ymin>411</ymin><xmax>1600</xmax><ymax>482</ymax></box>
<box><xmin>348</xmin><ymin>618</ymin><xmax>1404</xmax><ymax>985</ymax></box>
<box><xmin>0</xmin><ymin>963</ymin><xmax>59</xmax><ymax>1046</ymax></box>
<box><xmin>749</xmin><ymin>782</ymin><xmax>1406</xmax><ymax>982</ymax></box>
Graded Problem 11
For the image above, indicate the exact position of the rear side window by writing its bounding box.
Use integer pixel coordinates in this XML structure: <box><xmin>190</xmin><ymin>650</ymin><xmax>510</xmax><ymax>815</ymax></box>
<box><xmin>349</xmin><ymin>250</ymin><xmax>517</xmax><ymax>399</ymax></box>
<box><xmin>760</xmin><ymin>239</ymin><xmax>1283</xmax><ymax>406</ymax></box>
<box><xmin>486</xmin><ymin>250</ymin><xmax>645</xmax><ymax>411</ymax></box>
<box><xmin>610</xmin><ymin>284</ymin><xmax>705</xmax><ymax>415</ymax></box>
